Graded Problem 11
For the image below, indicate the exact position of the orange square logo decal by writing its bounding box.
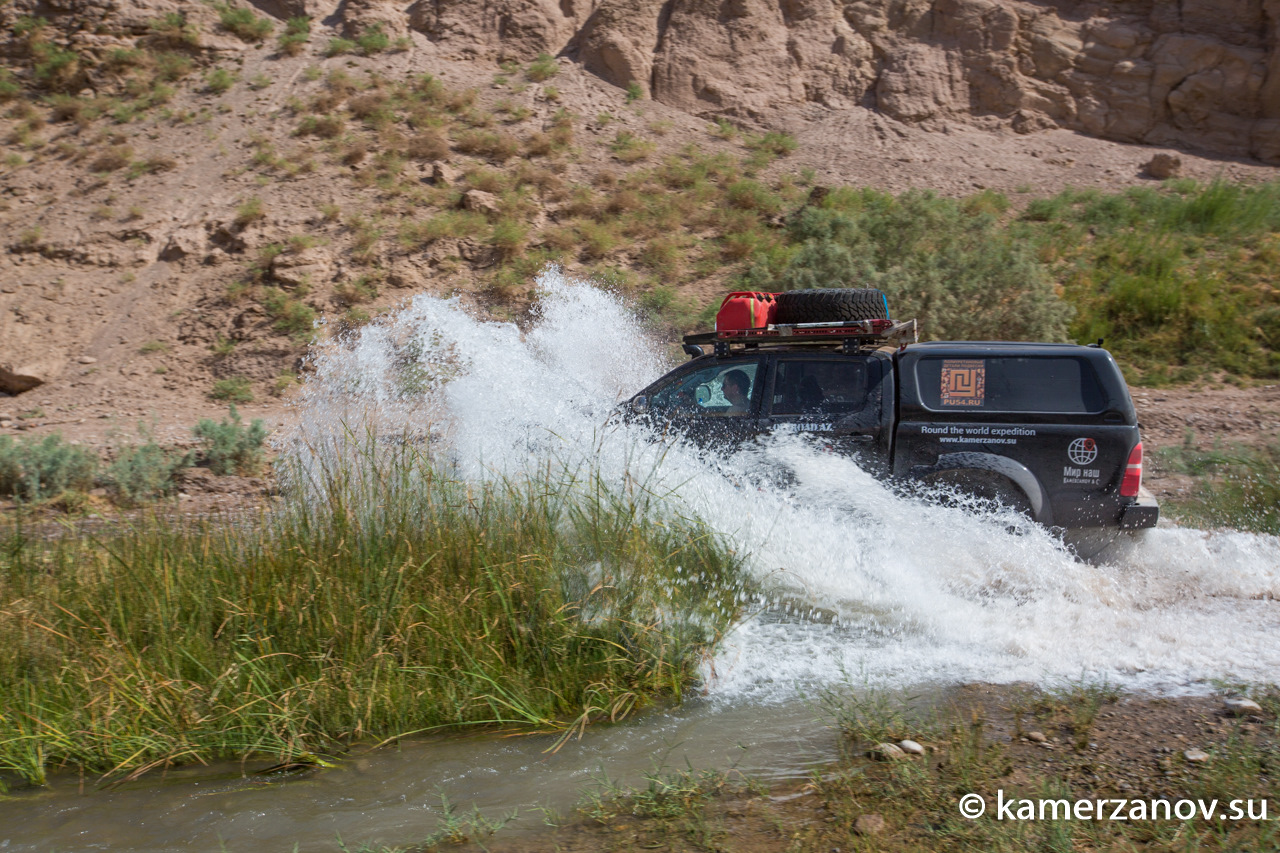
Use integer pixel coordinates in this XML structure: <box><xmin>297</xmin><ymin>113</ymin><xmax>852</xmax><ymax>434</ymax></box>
<box><xmin>940</xmin><ymin>359</ymin><xmax>985</xmax><ymax>407</ymax></box>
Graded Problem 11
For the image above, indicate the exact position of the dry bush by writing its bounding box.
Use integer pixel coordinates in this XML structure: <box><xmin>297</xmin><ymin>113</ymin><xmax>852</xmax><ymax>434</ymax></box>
<box><xmin>348</xmin><ymin>92</ymin><xmax>392</xmax><ymax>128</ymax></box>
<box><xmin>296</xmin><ymin>114</ymin><xmax>344</xmax><ymax>138</ymax></box>
<box><xmin>445</xmin><ymin>88</ymin><xmax>476</xmax><ymax>112</ymax></box>
<box><xmin>465</xmin><ymin>167</ymin><xmax>510</xmax><ymax>194</ymax></box>
<box><xmin>341</xmin><ymin>138</ymin><xmax>368</xmax><ymax>166</ymax></box>
<box><xmin>405</xmin><ymin>129</ymin><xmax>448</xmax><ymax>160</ymax></box>
<box><xmin>140</xmin><ymin>154</ymin><xmax>177</xmax><ymax>173</ymax></box>
<box><xmin>90</xmin><ymin>144</ymin><xmax>134</xmax><ymax>173</ymax></box>
<box><xmin>309</xmin><ymin>89</ymin><xmax>345</xmax><ymax>113</ymax></box>
<box><xmin>523</xmin><ymin>131</ymin><xmax>553</xmax><ymax>157</ymax></box>
<box><xmin>541</xmin><ymin>225</ymin><xmax>579</xmax><ymax>253</ymax></box>
<box><xmin>564</xmin><ymin>187</ymin><xmax>603</xmax><ymax>218</ymax></box>
<box><xmin>606</xmin><ymin>189</ymin><xmax>642</xmax><ymax>215</ymax></box>
<box><xmin>513</xmin><ymin>162</ymin><xmax>564</xmax><ymax>197</ymax></box>
<box><xmin>453</xmin><ymin>129</ymin><xmax>520</xmax><ymax>162</ymax></box>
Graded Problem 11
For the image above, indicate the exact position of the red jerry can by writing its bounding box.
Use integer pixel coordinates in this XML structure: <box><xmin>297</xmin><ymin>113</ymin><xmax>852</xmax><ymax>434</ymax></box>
<box><xmin>715</xmin><ymin>291</ymin><xmax>779</xmax><ymax>331</ymax></box>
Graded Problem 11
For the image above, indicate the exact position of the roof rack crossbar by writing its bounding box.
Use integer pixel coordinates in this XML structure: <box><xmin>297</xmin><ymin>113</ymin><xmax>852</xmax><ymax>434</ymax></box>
<box><xmin>684</xmin><ymin>319</ymin><xmax>918</xmax><ymax>352</ymax></box>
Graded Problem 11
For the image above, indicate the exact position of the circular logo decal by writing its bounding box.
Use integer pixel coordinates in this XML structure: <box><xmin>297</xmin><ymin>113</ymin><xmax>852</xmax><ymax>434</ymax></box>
<box><xmin>1068</xmin><ymin>437</ymin><xmax>1098</xmax><ymax>466</ymax></box>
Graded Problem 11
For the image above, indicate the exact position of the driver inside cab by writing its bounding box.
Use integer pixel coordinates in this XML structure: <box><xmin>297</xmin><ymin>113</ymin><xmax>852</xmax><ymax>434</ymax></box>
<box><xmin>721</xmin><ymin>369</ymin><xmax>751</xmax><ymax>414</ymax></box>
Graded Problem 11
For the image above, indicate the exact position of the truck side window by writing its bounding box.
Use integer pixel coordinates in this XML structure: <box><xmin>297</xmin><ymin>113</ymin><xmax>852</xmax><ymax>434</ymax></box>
<box><xmin>915</xmin><ymin>357</ymin><xmax>1106</xmax><ymax>413</ymax></box>
<box><xmin>773</xmin><ymin>359</ymin><xmax>868</xmax><ymax>415</ymax></box>
<box><xmin>647</xmin><ymin>360</ymin><xmax>761</xmax><ymax>417</ymax></box>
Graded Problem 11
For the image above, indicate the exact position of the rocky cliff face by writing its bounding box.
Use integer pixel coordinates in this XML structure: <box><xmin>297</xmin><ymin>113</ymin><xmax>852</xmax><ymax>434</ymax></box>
<box><xmin>5</xmin><ymin>0</ymin><xmax>1278</xmax><ymax>161</ymax></box>
<box><xmin>578</xmin><ymin>0</ymin><xmax>1280</xmax><ymax>164</ymax></box>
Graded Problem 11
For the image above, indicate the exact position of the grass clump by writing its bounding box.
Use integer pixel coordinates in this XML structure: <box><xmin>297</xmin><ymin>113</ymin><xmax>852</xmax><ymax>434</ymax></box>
<box><xmin>0</xmin><ymin>433</ymin><xmax>97</xmax><ymax>502</ymax></box>
<box><xmin>0</xmin><ymin>439</ymin><xmax>747</xmax><ymax>785</ymax></box>
<box><xmin>192</xmin><ymin>404</ymin><xmax>267</xmax><ymax>475</ymax></box>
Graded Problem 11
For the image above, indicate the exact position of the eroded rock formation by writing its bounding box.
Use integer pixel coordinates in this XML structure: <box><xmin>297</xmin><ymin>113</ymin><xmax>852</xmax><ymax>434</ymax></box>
<box><xmin>3</xmin><ymin>0</ymin><xmax>1277</xmax><ymax>160</ymax></box>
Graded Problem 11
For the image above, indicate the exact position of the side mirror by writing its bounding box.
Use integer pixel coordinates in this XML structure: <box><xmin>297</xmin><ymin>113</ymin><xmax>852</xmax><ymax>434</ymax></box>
<box><xmin>630</xmin><ymin>395</ymin><xmax>648</xmax><ymax>413</ymax></box>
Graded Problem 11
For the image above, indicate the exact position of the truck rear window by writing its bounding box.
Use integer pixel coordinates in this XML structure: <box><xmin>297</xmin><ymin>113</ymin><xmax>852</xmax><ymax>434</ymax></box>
<box><xmin>916</xmin><ymin>357</ymin><xmax>1106</xmax><ymax>413</ymax></box>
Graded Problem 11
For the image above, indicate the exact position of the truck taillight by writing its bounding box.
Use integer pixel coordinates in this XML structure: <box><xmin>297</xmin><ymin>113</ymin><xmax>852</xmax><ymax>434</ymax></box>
<box><xmin>1120</xmin><ymin>442</ymin><xmax>1143</xmax><ymax>497</ymax></box>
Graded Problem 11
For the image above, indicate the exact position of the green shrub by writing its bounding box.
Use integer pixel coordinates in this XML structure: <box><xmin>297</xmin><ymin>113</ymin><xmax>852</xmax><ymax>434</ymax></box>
<box><xmin>149</xmin><ymin>13</ymin><xmax>201</xmax><ymax>50</ymax></box>
<box><xmin>756</xmin><ymin>189</ymin><xmax>1071</xmax><ymax>342</ymax></box>
<box><xmin>490</xmin><ymin>217</ymin><xmax>528</xmax><ymax>258</ymax></box>
<box><xmin>261</xmin><ymin>286</ymin><xmax>317</xmax><ymax>339</ymax></box>
<box><xmin>526</xmin><ymin>52</ymin><xmax>558</xmax><ymax>82</ymax></box>
<box><xmin>192</xmin><ymin>405</ymin><xmax>268</xmax><ymax>475</ymax></box>
<box><xmin>324</xmin><ymin>37</ymin><xmax>358</xmax><ymax>57</ymax></box>
<box><xmin>354</xmin><ymin>24</ymin><xmax>390</xmax><ymax>55</ymax></box>
<box><xmin>1028</xmin><ymin>179</ymin><xmax>1280</xmax><ymax>380</ymax></box>
<box><xmin>216</xmin><ymin>4</ymin><xmax>273</xmax><ymax>42</ymax></box>
<box><xmin>0</xmin><ymin>69</ymin><xmax>22</xmax><ymax>101</ymax></box>
<box><xmin>610</xmin><ymin>130</ymin><xmax>653</xmax><ymax>163</ymax></box>
<box><xmin>234</xmin><ymin>196</ymin><xmax>265</xmax><ymax>228</ymax></box>
<box><xmin>747</xmin><ymin>130</ymin><xmax>797</xmax><ymax>158</ymax></box>
<box><xmin>625</xmin><ymin>81</ymin><xmax>644</xmax><ymax>103</ymax></box>
<box><xmin>726</xmin><ymin>179</ymin><xmax>782</xmax><ymax>214</ymax></box>
<box><xmin>153</xmin><ymin>51</ymin><xmax>194</xmax><ymax>81</ymax></box>
<box><xmin>278</xmin><ymin>16</ymin><xmax>311</xmax><ymax>56</ymax></box>
<box><xmin>210</xmin><ymin>376</ymin><xmax>254</xmax><ymax>403</ymax></box>
<box><xmin>105</xmin><ymin>440</ymin><xmax>193</xmax><ymax>505</ymax></box>
<box><xmin>31</xmin><ymin>44</ymin><xmax>81</xmax><ymax>92</ymax></box>
<box><xmin>0</xmin><ymin>434</ymin><xmax>98</xmax><ymax>501</ymax></box>
<box><xmin>205</xmin><ymin>67</ymin><xmax>237</xmax><ymax>94</ymax></box>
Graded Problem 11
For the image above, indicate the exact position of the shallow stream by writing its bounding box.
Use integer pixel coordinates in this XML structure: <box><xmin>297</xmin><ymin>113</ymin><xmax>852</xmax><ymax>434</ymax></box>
<box><xmin>3</xmin><ymin>272</ymin><xmax>1278</xmax><ymax>850</ymax></box>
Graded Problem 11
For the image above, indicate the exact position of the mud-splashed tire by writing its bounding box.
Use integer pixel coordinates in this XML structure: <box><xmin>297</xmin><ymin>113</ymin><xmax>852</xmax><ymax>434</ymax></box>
<box><xmin>773</xmin><ymin>289</ymin><xmax>890</xmax><ymax>324</ymax></box>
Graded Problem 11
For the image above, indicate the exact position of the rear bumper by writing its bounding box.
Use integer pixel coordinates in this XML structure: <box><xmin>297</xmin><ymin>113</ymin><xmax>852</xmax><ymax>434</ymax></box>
<box><xmin>1118</xmin><ymin>488</ymin><xmax>1160</xmax><ymax>530</ymax></box>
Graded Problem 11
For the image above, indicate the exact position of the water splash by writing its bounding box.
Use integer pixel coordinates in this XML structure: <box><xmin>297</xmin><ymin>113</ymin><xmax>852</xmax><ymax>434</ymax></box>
<box><xmin>290</xmin><ymin>268</ymin><xmax>1280</xmax><ymax>698</ymax></box>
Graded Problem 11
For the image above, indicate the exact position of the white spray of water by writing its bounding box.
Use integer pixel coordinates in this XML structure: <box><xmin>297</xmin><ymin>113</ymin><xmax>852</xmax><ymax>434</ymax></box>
<box><xmin>292</xmin><ymin>269</ymin><xmax>1280</xmax><ymax>699</ymax></box>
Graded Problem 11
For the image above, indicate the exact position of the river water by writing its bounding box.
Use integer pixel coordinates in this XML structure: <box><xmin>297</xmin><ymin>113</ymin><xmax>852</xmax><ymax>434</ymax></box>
<box><xmin>3</xmin><ymin>270</ymin><xmax>1278</xmax><ymax>851</ymax></box>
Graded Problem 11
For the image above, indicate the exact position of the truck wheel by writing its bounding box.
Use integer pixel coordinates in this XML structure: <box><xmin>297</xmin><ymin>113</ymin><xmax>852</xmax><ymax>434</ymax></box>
<box><xmin>774</xmin><ymin>289</ymin><xmax>890</xmax><ymax>324</ymax></box>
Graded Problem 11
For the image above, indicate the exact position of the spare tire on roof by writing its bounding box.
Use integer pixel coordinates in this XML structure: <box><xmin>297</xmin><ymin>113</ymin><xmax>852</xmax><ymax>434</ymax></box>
<box><xmin>773</xmin><ymin>288</ymin><xmax>889</xmax><ymax>324</ymax></box>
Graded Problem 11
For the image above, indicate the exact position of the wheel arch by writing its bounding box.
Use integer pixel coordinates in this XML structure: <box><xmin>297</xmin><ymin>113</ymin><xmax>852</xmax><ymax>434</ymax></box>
<box><xmin>909</xmin><ymin>452</ymin><xmax>1053</xmax><ymax>526</ymax></box>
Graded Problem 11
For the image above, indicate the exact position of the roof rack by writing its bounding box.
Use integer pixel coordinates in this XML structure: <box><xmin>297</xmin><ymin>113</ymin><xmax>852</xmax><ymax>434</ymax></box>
<box><xmin>683</xmin><ymin>318</ymin><xmax>918</xmax><ymax>356</ymax></box>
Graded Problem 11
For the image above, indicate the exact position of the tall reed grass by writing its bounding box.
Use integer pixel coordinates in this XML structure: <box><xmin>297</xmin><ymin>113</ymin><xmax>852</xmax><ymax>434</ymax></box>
<box><xmin>0</xmin><ymin>438</ymin><xmax>748</xmax><ymax>786</ymax></box>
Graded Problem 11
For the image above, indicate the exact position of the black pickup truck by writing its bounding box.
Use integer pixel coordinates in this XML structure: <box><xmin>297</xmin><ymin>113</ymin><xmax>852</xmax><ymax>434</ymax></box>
<box><xmin>627</xmin><ymin>289</ymin><xmax>1159</xmax><ymax>535</ymax></box>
